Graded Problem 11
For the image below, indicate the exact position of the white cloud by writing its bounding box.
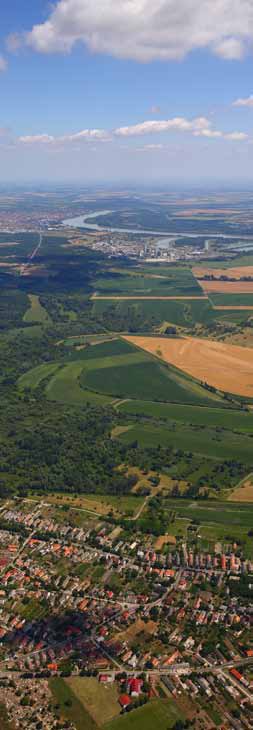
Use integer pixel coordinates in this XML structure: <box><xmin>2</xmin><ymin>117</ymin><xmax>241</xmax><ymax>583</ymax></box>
<box><xmin>233</xmin><ymin>95</ymin><xmax>253</xmax><ymax>107</ymax></box>
<box><xmin>225</xmin><ymin>131</ymin><xmax>248</xmax><ymax>140</ymax></box>
<box><xmin>61</xmin><ymin>129</ymin><xmax>109</xmax><ymax>142</ymax></box>
<box><xmin>24</xmin><ymin>0</ymin><xmax>253</xmax><ymax>62</ymax></box>
<box><xmin>17</xmin><ymin>117</ymin><xmax>249</xmax><ymax>146</ymax></box>
<box><xmin>214</xmin><ymin>37</ymin><xmax>245</xmax><ymax>60</ymax></box>
<box><xmin>114</xmin><ymin>116</ymin><xmax>211</xmax><ymax>137</ymax></box>
<box><xmin>19</xmin><ymin>134</ymin><xmax>55</xmax><ymax>144</ymax></box>
<box><xmin>18</xmin><ymin>129</ymin><xmax>109</xmax><ymax>145</ymax></box>
<box><xmin>0</xmin><ymin>55</ymin><xmax>7</xmax><ymax>72</ymax></box>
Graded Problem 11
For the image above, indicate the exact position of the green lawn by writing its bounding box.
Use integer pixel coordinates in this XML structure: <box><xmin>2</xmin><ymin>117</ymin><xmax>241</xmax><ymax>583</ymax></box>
<box><xmin>118</xmin><ymin>400</ymin><xmax>253</xmax><ymax>432</ymax></box>
<box><xmin>23</xmin><ymin>294</ymin><xmax>51</xmax><ymax>323</ymax></box>
<box><xmin>105</xmin><ymin>699</ymin><xmax>184</xmax><ymax>730</ymax></box>
<box><xmin>49</xmin><ymin>677</ymin><xmax>97</xmax><ymax>730</ymax></box>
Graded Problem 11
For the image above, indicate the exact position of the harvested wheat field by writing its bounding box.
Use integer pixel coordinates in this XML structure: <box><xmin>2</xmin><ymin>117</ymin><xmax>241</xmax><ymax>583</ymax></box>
<box><xmin>194</xmin><ymin>265</ymin><xmax>253</xmax><ymax>280</ymax></box>
<box><xmin>124</xmin><ymin>335</ymin><xmax>253</xmax><ymax>397</ymax></box>
<box><xmin>197</xmin><ymin>280</ymin><xmax>253</xmax><ymax>294</ymax></box>
<box><xmin>228</xmin><ymin>477</ymin><xmax>253</xmax><ymax>502</ymax></box>
<box><xmin>193</xmin><ymin>266</ymin><xmax>253</xmax><ymax>294</ymax></box>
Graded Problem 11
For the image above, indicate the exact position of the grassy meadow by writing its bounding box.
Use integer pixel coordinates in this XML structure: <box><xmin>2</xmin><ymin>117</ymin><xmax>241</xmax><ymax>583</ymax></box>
<box><xmin>23</xmin><ymin>294</ymin><xmax>51</xmax><ymax>323</ymax></box>
<box><xmin>117</xmin><ymin>421</ymin><xmax>253</xmax><ymax>464</ymax></box>
<box><xmin>118</xmin><ymin>400</ymin><xmax>253</xmax><ymax>431</ymax></box>
<box><xmin>104</xmin><ymin>698</ymin><xmax>184</xmax><ymax>730</ymax></box>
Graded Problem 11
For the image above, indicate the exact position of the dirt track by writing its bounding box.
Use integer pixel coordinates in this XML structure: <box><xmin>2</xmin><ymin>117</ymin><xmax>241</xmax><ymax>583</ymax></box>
<box><xmin>92</xmin><ymin>295</ymin><xmax>207</xmax><ymax>300</ymax></box>
<box><xmin>213</xmin><ymin>305</ymin><xmax>253</xmax><ymax>310</ymax></box>
<box><xmin>124</xmin><ymin>335</ymin><xmax>253</xmax><ymax>397</ymax></box>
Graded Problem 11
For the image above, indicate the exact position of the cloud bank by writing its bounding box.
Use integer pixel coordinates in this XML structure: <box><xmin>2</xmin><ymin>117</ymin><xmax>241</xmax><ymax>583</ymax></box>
<box><xmin>25</xmin><ymin>0</ymin><xmax>253</xmax><ymax>62</ymax></box>
<box><xmin>16</xmin><ymin>116</ymin><xmax>249</xmax><ymax>146</ymax></box>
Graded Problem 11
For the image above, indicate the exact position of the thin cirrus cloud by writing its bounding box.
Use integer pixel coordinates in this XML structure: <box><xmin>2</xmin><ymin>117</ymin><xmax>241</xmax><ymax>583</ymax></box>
<box><xmin>17</xmin><ymin>116</ymin><xmax>249</xmax><ymax>146</ymax></box>
<box><xmin>233</xmin><ymin>95</ymin><xmax>253</xmax><ymax>107</ymax></box>
<box><xmin>14</xmin><ymin>0</ymin><xmax>253</xmax><ymax>63</ymax></box>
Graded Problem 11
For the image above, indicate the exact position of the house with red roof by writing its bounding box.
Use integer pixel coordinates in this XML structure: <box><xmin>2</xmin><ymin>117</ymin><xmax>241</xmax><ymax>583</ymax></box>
<box><xmin>119</xmin><ymin>694</ymin><xmax>131</xmax><ymax>708</ymax></box>
<box><xmin>127</xmin><ymin>677</ymin><xmax>143</xmax><ymax>696</ymax></box>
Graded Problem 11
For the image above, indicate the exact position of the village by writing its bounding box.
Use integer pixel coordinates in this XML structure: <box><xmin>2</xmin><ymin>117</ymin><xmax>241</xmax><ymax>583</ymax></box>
<box><xmin>0</xmin><ymin>497</ymin><xmax>252</xmax><ymax>730</ymax></box>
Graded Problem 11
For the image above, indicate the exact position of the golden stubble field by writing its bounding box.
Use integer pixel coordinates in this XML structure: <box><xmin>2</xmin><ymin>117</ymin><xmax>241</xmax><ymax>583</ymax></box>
<box><xmin>193</xmin><ymin>265</ymin><xmax>253</xmax><ymax>279</ymax></box>
<box><xmin>124</xmin><ymin>335</ymin><xmax>253</xmax><ymax>397</ymax></box>
<box><xmin>193</xmin><ymin>265</ymin><xmax>253</xmax><ymax>294</ymax></box>
<box><xmin>229</xmin><ymin>477</ymin><xmax>253</xmax><ymax>502</ymax></box>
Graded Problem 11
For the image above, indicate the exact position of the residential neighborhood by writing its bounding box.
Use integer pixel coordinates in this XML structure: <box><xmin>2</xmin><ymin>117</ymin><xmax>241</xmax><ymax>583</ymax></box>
<box><xmin>0</xmin><ymin>497</ymin><xmax>252</xmax><ymax>730</ymax></box>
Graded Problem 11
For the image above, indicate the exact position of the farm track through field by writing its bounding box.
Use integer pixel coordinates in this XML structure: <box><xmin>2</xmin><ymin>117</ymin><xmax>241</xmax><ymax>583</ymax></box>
<box><xmin>91</xmin><ymin>295</ymin><xmax>208</xmax><ymax>300</ymax></box>
<box><xmin>213</xmin><ymin>305</ymin><xmax>253</xmax><ymax>310</ymax></box>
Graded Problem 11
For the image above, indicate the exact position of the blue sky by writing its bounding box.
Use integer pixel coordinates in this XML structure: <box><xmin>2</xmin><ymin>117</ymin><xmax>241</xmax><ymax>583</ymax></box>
<box><xmin>1</xmin><ymin>1</ymin><xmax>253</xmax><ymax>183</ymax></box>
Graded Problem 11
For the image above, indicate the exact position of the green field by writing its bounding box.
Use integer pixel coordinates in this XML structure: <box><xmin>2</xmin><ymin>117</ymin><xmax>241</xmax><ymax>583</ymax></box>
<box><xmin>66</xmin><ymin>337</ymin><xmax>139</xmax><ymax>361</ymax></box>
<box><xmin>46</xmin><ymin>362</ymin><xmax>113</xmax><ymax>405</ymax></box>
<box><xmin>93</xmin><ymin>297</ymin><xmax>246</xmax><ymax>328</ymax></box>
<box><xmin>67</xmin><ymin>677</ymin><xmax>121</xmax><ymax>725</ymax></box>
<box><xmin>164</xmin><ymin>498</ymin><xmax>253</xmax><ymax>527</ymax></box>
<box><xmin>19</xmin><ymin>337</ymin><xmax>226</xmax><ymax>407</ymax></box>
<box><xmin>82</xmin><ymin>359</ymin><xmax>222</xmax><ymax>404</ymax></box>
<box><xmin>23</xmin><ymin>294</ymin><xmax>51</xmax><ymax>323</ymax></box>
<box><xmin>105</xmin><ymin>699</ymin><xmax>184</xmax><ymax>730</ymax></box>
<box><xmin>199</xmin><ymin>254</ymin><xmax>253</xmax><ymax>269</ymax></box>
<box><xmin>19</xmin><ymin>362</ymin><xmax>60</xmax><ymax>390</ymax></box>
<box><xmin>117</xmin><ymin>421</ymin><xmax>253</xmax><ymax>463</ymax></box>
<box><xmin>118</xmin><ymin>400</ymin><xmax>253</xmax><ymax>432</ymax></box>
<box><xmin>210</xmin><ymin>293</ymin><xmax>253</xmax><ymax>307</ymax></box>
<box><xmin>50</xmin><ymin>678</ymin><xmax>97</xmax><ymax>730</ymax></box>
<box><xmin>94</xmin><ymin>267</ymin><xmax>202</xmax><ymax>297</ymax></box>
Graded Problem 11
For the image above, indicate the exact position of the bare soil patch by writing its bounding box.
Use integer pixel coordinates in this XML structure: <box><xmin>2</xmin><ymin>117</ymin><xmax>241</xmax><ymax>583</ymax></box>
<box><xmin>155</xmin><ymin>535</ymin><xmax>177</xmax><ymax>549</ymax></box>
<box><xmin>124</xmin><ymin>335</ymin><xmax>253</xmax><ymax>398</ymax></box>
<box><xmin>228</xmin><ymin>476</ymin><xmax>253</xmax><ymax>502</ymax></box>
<box><xmin>116</xmin><ymin>618</ymin><xmax>157</xmax><ymax>643</ymax></box>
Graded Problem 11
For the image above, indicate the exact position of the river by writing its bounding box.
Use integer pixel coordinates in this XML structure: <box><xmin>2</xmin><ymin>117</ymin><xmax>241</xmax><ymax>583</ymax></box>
<box><xmin>62</xmin><ymin>209</ymin><xmax>253</xmax><ymax>243</ymax></box>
